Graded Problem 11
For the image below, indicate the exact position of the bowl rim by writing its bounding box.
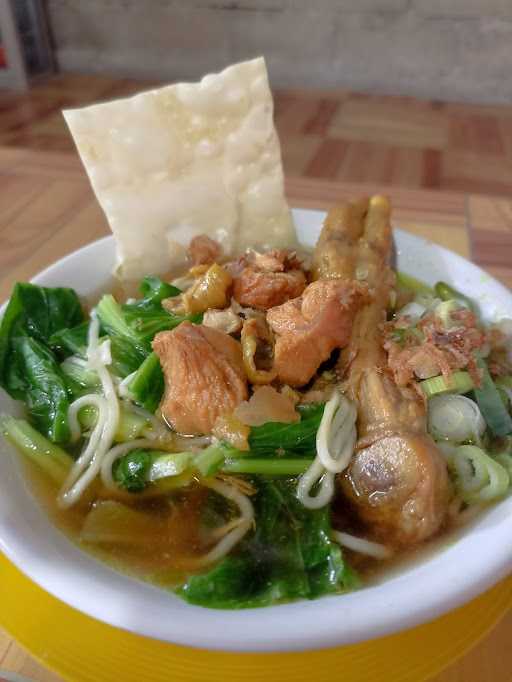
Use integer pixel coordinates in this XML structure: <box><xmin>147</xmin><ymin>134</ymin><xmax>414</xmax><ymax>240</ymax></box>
<box><xmin>1</xmin><ymin>207</ymin><xmax>512</xmax><ymax>652</ymax></box>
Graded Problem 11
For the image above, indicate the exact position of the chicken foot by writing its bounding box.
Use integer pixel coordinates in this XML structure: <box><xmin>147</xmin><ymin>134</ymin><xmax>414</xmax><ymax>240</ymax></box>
<box><xmin>313</xmin><ymin>196</ymin><xmax>451</xmax><ymax>547</ymax></box>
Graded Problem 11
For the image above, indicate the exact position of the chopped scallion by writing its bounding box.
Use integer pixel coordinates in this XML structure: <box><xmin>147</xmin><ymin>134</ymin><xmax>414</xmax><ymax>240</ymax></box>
<box><xmin>434</xmin><ymin>281</ymin><xmax>477</xmax><ymax>314</ymax></box>
<box><xmin>420</xmin><ymin>371</ymin><xmax>474</xmax><ymax>398</ymax></box>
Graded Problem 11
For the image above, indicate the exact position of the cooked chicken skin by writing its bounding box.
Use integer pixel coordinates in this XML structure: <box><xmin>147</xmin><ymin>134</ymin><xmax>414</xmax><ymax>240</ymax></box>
<box><xmin>152</xmin><ymin>322</ymin><xmax>248</xmax><ymax>435</ymax></box>
<box><xmin>313</xmin><ymin>195</ymin><xmax>450</xmax><ymax>547</ymax></box>
<box><xmin>267</xmin><ymin>280</ymin><xmax>366</xmax><ymax>387</ymax></box>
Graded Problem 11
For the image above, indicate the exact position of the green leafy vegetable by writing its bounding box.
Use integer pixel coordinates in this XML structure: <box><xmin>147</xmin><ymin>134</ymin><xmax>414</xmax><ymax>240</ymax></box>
<box><xmin>96</xmin><ymin>294</ymin><xmax>147</xmax><ymax>353</ymax></box>
<box><xmin>179</xmin><ymin>478</ymin><xmax>357</xmax><ymax>608</ymax></box>
<box><xmin>121</xmin><ymin>276</ymin><xmax>200</xmax><ymax>345</ymax></box>
<box><xmin>109</xmin><ymin>336</ymin><xmax>148</xmax><ymax>378</ymax></box>
<box><xmin>11</xmin><ymin>337</ymin><xmax>72</xmax><ymax>442</ymax></box>
<box><xmin>51</xmin><ymin>322</ymin><xmax>143</xmax><ymax>379</ymax></box>
<box><xmin>0</xmin><ymin>414</ymin><xmax>72</xmax><ymax>484</ymax></box>
<box><xmin>60</xmin><ymin>355</ymin><xmax>100</xmax><ymax>390</ymax></box>
<box><xmin>112</xmin><ymin>449</ymin><xmax>152</xmax><ymax>492</ymax></box>
<box><xmin>474</xmin><ymin>359</ymin><xmax>512</xmax><ymax>438</ymax></box>
<box><xmin>77</xmin><ymin>404</ymin><xmax>151</xmax><ymax>443</ymax></box>
<box><xmin>127</xmin><ymin>352</ymin><xmax>164</xmax><ymax>413</ymax></box>
<box><xmin>96</xmin><ymin>277</ymin><xmax>193</xmax><ymax>349</ymax></box>
<box><xmin>95</xmin><ymin>278</ymin><xmax>199</xmax><ymax>408</ymax></box>
<box><xmin>113</xmin><ymin>449</ymin><xmax>193</xmax><ymax>492</ymax></box>
<box><xmin>49</xmin><ymin>321</ymin><xmax>89</xmax><ymax>359</ymax></box>
<box><xmin>248</xmin><ymin>403</ymin><xmax>324</xmax><ymax>456</ymax></box>
<box><xmin>0</xmin><ymin>283</ymin><xmax>85</xmax><ymax>440</ymax></box>
<box><xmin>0</xmin><ymin>283</ymin><xmax>84</xmax><ymax>375</ymax></box>
<box><xmin>121</xmin><ymin>305</ymin><xmax>200</xmax><ymax>345</ymax></box>
<box><xmin>138</xmin><ymin>275</ymin><xmax>181</xmax><ymax>303</ymax></box>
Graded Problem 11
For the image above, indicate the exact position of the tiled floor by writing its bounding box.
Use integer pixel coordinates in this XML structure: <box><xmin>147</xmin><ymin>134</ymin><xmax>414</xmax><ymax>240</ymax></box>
<box><xmin>1</xmin><ymin>73</ymin><xmax>512</xmax><ymax>196</ymax></box>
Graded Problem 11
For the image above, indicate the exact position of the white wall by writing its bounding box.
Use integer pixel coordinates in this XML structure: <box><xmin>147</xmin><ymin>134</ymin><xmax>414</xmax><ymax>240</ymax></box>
<box><xmin>47</xmin><ymin>0</ymin><xmax>512</xmax><ymax>103</ymax></box>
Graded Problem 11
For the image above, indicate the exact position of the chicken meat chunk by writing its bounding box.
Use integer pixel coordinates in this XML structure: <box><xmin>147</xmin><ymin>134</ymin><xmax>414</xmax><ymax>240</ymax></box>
<box><xmin>152</xmin><ymin>322</ymin><xmax>248</xmax><ymax>435</ymax></box>
<box><xmin>232</xmin><ymin>249</ymin><xmax>306</xmax><ymax>310</ymax></box>
<box><xmin>266</xmin><ymin>279</ymin><xmax>367</xmax><ymax>387</ymax></box>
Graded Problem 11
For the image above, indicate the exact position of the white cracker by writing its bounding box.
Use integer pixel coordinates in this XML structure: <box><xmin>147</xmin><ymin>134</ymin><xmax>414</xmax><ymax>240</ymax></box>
<box><xmin>63</xmin><ymin>57</ymin><xmax>295</xmax><ymax>281</ymax></box>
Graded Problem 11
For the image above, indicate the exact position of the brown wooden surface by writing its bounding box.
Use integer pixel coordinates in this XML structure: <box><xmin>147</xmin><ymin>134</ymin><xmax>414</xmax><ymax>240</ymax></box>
<box><xmin>0</xmin><ymin>146</ymin><xmax>511</xmax><ymax>681</ymax></box>
<box><xmin>3</xmin><ymin>73</ymin><xmax>512</xmax><ymax>196</ymax></box>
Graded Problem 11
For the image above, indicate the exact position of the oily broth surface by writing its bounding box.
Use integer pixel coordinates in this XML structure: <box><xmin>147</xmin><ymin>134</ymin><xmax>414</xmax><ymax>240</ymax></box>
<box><xmin>21</xmin><ymin>457</ymin><xmax>208</xmax><ymax>587</ymax></box>
<box><xmin>23</xmin><ymin>448</ymin><xmax>472</xmax><ymax>594</ymax></box>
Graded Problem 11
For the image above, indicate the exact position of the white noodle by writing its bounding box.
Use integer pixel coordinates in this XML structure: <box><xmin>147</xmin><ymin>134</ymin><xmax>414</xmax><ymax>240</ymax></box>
<box><xmin>59</xmin><ymin>395</ymin><xmax>108</xmax><ymax>505</ymax></box>
<box><xmin>100</xmin><ymin>438</ymin><xmax>156</xmax><ymax>490</ymax></box>
<box><xmin>317</xmin><ymin>392</ymin><xmax>357</xmax><ymax>473</ymax></box>
<box><xmin>297</xmin><ymin>459</ymin><xmax>335</xmax><ymax>510</ymax></box>
<box><xmin>67</xmin><ymin>393</ymin><xmax>108</xmax><ymax>443</ymax></box>
<box><xmin>297</xmin><ymin>390</ymin><xmax>357</xmax><ymax>509</ymax></box>
<box><xmin>331</xmin><ymin>530</ymin><xmax>392</xmax><ymax>560</ymax></box>
<box><xmin>58</xmin><ymin>316</ymin><xmax>120</xmax><ymax>509</ymax></box>
<box><xmin>194</xmin><ymin>478</ymin><xmax>254</xmax><ymax>567</ymax></box>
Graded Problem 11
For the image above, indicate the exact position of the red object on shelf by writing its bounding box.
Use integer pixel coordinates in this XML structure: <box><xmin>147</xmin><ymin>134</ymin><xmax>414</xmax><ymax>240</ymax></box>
<box><xmin>0</xmin><ymin>45</ymin><xmax>6</xmax><ymax>67</ymax></box>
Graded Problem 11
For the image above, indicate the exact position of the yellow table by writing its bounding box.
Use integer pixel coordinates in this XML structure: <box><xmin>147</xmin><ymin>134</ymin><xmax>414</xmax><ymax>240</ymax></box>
<box><xmin>1</xmin><ymin>146</ymin><xmax>511</xmax><ymax>681</ymax></box>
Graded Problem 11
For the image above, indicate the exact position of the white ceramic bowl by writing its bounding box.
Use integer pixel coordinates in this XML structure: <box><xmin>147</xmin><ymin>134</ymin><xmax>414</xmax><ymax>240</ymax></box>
<box><xmin>1</xmin><ymin>208</ymin><xmax>511</xmax><ymax>652</ymax></box>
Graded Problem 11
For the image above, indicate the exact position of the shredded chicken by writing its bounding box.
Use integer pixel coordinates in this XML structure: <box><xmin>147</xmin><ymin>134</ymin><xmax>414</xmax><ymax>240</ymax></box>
<box><xmin>152</xmin><ymin>322</ymin><xmax>248</xmax><ymax>435</ymax></box>
<box><xmin>313</xmin><ymin>196</ymin><xmax>450</xmax><ymax>547</ymax></box>
<box><xmin>232</xmin><ymin>248</ymin><xmax>307</xmax><ymax>310</ymax></box>
<box><xmin>266</xmin><ymin>280</ymin><xmax>367</xmax><ymax>387</ymax></box>
<box><xmin>188</xmin><ymin>234</ymin><xmax>222</xmax><ymax>266</ymax></box>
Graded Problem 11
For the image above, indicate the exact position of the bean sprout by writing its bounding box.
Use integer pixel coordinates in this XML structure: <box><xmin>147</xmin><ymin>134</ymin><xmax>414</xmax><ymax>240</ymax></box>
<box><xmin>297</xmin><ymin>390</ymin><xmax>357</xmax><ymax>509</ymax></box>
